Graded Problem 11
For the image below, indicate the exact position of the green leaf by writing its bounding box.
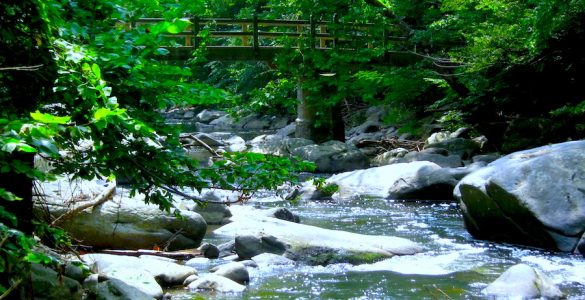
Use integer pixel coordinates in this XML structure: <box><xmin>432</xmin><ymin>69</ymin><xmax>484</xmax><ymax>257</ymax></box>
<box><xmin>91</xmin><ymin>63</ymin><xmax>101</xmax><ymax>79</ymax></box>
<box><xmin>30</xmin><ymin>111</ymin><xmax>71</xmax><ymax>124</ymax></box>
<box><xmin>93</xmin><ymin>107</ymin><xmax>111</xmax><ymax>121</ymax></box>
<box><xmin>0</xmin><ymin>188</ymin><xmax>22</xmax><ymax>202</ymax></box>
<box><xmin>167</xmin><ymin>19</ymin><xmax>191</xmax><ymax>34</ymax></box>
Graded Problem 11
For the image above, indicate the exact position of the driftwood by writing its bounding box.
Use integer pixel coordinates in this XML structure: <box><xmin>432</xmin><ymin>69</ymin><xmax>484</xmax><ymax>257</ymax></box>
<box><xmin>356</xmin><ymin>137</ymin><xmax>425</xmax><ymax>153</ymax></box>
<box><xmin>50</xmin><ymin>181</ymin><xmax>117</xmax><ymax>226</ymax></box>
<box><xmin>99</xmin><ymin>249</ymin><xmax>201</xmax><ymax>260</ymax></box>
<box><xmin>180</xmin><ymin>133</ymin><xmax>222</xmax><ymax>158</ymax></box>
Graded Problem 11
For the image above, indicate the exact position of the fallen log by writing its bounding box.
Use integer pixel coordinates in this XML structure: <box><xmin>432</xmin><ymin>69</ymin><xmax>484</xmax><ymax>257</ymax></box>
<box><xmin>99</xmin><ymin>249</ymin><xmax>201</xmax><ymax>260</ymax></box>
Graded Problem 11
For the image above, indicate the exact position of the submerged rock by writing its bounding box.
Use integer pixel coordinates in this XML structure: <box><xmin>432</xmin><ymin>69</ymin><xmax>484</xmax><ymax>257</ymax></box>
<box><xmin>482</xmin><ymin>264</ymin><xmax>562</xmax><ymax>299</ymax></box>
<box><xmin>235</xmin><ymin>234</ymin><xmax>288</xmax><ymax>260</ymax></box>
<box><xmin>211</xmin><ymin>262</ymin><xmax>249</xmax><ymax>284</ymax></box>
<box><xmin>215</xmin><ymin>206</ymin><xmax>422</xmax><ymax>265</ymax></box>
<box><xmin>187</xmin><ymin>274</ymin><xmax>246</xmax><ymax>293</ymax></box>
<box><xmin>456</xmin><ymin>141</ymin><xmax>585</xmax><ymax>254</ymax></box>
<box><xmin>290</xmin><ymin>140</ymin><xmax>369</xmax><ymax>173</ymax></box>
<box><xmin>84</xmin><ymin>276</ymin><xmax>154</xmax><ymax>300</ymax></box>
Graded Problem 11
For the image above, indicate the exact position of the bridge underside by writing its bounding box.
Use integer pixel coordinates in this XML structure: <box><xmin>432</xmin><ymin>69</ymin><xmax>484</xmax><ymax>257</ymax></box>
<box><xmin>167</xmin><ymin>46</ymin><xmax>284</xmax><ymax>61</ymax></box>
<box><xmin>166</xmin><ymin>46</ymin><xmax>418</xmax><ymax>65</ymax></box>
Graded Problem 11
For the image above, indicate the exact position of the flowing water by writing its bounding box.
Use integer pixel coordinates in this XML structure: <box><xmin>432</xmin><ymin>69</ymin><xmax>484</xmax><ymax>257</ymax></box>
<box><xmin>170</xmin><ymin>195</ymin><xmax>585</xmax><ymax>299</ymax></box>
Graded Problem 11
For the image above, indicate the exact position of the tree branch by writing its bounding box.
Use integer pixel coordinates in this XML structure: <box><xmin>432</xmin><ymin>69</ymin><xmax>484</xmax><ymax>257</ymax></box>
<box><xmin>50</xmin><ymin>181</ymin><xmax>117</xmax><ymax>226</ymax></box>
<box><xmin>0</xmin><ymin>64</ymin><xmax>43</xmax><ymax>71</ymax></box>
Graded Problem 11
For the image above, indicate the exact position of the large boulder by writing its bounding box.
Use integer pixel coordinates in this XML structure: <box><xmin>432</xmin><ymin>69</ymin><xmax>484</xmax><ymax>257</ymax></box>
<box><xmin>425</xmin><ymin>137</ymin><xmax>480</xmax><ymax>160</ymax></box>
<box><xmin>187</xmin><ymin>274</ymin><xmax>246</xmax><ymax>293</ymax></box>
<box><xmin>290</xmin><ymin>141</ymin><xmax>369</xmax><ymax>173</ymax></box>
<box><xmin>211</xmin><ymin>262</ymin><xmax>250</xmax><ymax>284</ymax></box>
<box><xmin>482</xmin><ymin>264</ymin><xmax>562</xmax><ymax>299</ymax></box>
<box><xmin>84</xmin><ymin>275</ymin><xmax>155</xmax><ymax>300</ymax></box>
<box><xmin>372</xmin><ymin>150</ymin><xmax>463</xmax><ymax>168</ymax></box>
<box><xmin>234</xmin><ymin>234</ymin><xmax>288</xmax><ymax>259</ymax></box>
<box><xmin>82</xmin><ymin>254</ymin><xmax>197</xmax><ymax>297</ymax></box>
<box><xmin>34</xmin><ymin>179</ymin><xmax>206</xmax><ymax>251</ymax></box>
<box><xmin>215</xmin><ymin>206</ymin><xmax>422</xmax><ymax>265</ymax></box>
<box><xmin>248</xmin><ymin>135</ymin><xmax>314</xmax><ymax>156</ymax></box>
<box><xmin>321</xmin><ymin>161</ymin><xmax>460</xmax><ymax>201</ymax></box>
<box><xmin>31</xmin><ymin>264</ymin><xmax>83</xmax><ymax>300</ymax></box>
<box><xmin>456</xmin><ymin>141</ymin><xmax>585</xmax><ymax>254</ymax></box>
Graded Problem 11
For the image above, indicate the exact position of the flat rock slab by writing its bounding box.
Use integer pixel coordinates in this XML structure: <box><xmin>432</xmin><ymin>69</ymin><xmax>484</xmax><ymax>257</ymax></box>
<box><xmin>214</xmin><ymin>206</ymin><xmax>422</xmax><ymax>265</ymax></box>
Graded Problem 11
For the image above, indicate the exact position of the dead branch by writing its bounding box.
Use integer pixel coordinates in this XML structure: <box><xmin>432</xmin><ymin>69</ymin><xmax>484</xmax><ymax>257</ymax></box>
<box><xmin>0</xmin><ymin>64</ymin><xmax>43</xmax><ymax>71</ymax></box>
<box><xmin>99</xmin><ymin>249</ymin><xmax>200</xmax><ymax>260</ymax></box>
<box><xmin>50</xmin><ymin>181</ymin><xmax>117</xmax><ymax>227</ymax></box>
<box><xmin>180</xmin><ymin>134</ymin><xmax>222</xmax><ymax>158</ymax></box>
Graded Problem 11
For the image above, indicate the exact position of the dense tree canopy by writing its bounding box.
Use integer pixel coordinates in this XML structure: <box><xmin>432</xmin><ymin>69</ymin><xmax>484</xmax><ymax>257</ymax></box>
<box><xmin>1</xmin><ymin>0</ymin><xmax>584</xmax><ymax>297</ymax></box>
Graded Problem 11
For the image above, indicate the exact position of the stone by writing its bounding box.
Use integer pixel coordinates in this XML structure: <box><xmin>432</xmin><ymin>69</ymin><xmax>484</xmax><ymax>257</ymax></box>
<box><xmin>449</xmin><ymin>127</ymin><xmax>470</xmax><ymax>139</ymax></box>
<box><xmin>482</xmin><ymin>264</ymin><xmax>562</xmax><ymax>299</ymax></box>
<box><xmin>196</xmin><ymin>109</ymin><xmax>226</xmax><ymax>123</ymax></box>
<box><xmin>82</xmin><ymin>253</ymin><xmax>196</xmax><ymax>296</ymax></box>
<box><xmin>275</xmin><ymin>123</ymin><xmax>296</xmax><ymax>137</ymax></box>
<box><xmin>290</xmin><ymin>141</ymin><xmax>369</xmax><ymax>173</ymax></box>
<box><xmin>183</xmin><ymin>274</ymin><xmax>199</xmax><ymax>286</ymax></box>
<box><xmin>211</xmin><ymin>262</ymin><xmax>250</xmax><ymax>284</ymax></box>
<box><xmin>185</xmin><ymin>257</ymin><xmax>210</xmax><ymax>268</ymax></box>
<box><xmin>191</xmin><ymin>197</ymin><xmax>232</xmax><ymax>225</ymax></box>
<box><xmin>248</xmin><ymin>135</ymin><xmax>314</xmax><ymax>156</ymax></box>
<box><xmin>471</xmin><ymin>153</ymin><xmax>500</xmax><ymax>164</ymax></box>
<box><xmin>425</xmin><ymin>137</ymin><xmax>480</xmax><ymax>160</ymax></box>
<box><xmin>425</xmin><ymin>131</ymin><xmax>451</xmax><ymax>145</ymax></box>
<box><xmin>139</xmin><ymin>255</ymin><xmax>197</xmax><ymax>286</ymax></box>
<box><xmin>251</xmin><ymin>253</ymin><xmax>295</xmax><ymax>266</ymax></box>
<box><xmin>235</xmin><ymin>234</ymin><xmax>288</xmax><ymax>260</ymax></box>
<box><xmin>209</xmin><ymin>114</ymin><xmax>235</xmax><ymax>128</ymax></box>
<box><xmin>326</xmin><ymin>161</ymin><xmax>456</xmax><ymax>201</ymax></box>
<box><xmin>265</xmin><ymin>207</ymin><xmax>300</xmax><ymax>223</ymax></box>
<box><xmin>34</xmin><ymin>179</ymin><xmax>206</xmax><ymax>251</ymax></box>
<box><xmin>84</xmin><ymin>276</ymin><xmax>154</xmax><ymax>300</ymax></box>
<box><xmin>373</xmin><ymin>151</ymin><xmax>463</xmax><ymax>168</ymax></box>
<box><xmin>199</xmin><ymin>243</ymin><xmax>220</xmax><ymax>259</ymax></box>
<box><xmin>215</xmin><ymin>206</ymin><xmax>422</xmax><ymax>265</ymax></box>
<box><xmin>31</xmin><ymin>264</ymin><xmax>82</xmax><ymax>300</ymax></box>
<box><xmin>456</xmin><ymin>141</ymin><xmax>585</xmax><ymax>254</ymax></box>
<box><xmin>187</xmin><ymin>274</ymin><xmax>246</xmax><ymax>293</ymax></box>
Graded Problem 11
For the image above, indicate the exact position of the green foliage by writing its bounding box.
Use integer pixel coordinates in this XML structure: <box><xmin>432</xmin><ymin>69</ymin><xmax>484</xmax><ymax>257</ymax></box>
<box><xmin>312</xmin><ymin>178</ymin><xmax>339</xmax><ymax>197</ymax></box>
<box><xmin>0</xmin><ymin>0</ymin><xmax>315</xmax><ymax>295</ymax></box>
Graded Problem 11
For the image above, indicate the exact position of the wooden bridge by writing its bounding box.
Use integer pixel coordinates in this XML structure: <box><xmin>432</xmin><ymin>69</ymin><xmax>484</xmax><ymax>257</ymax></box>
<box><xmin>132</xmin><ymin>17</ymin><xmax>408</xmax><ymax>61</ymax></box>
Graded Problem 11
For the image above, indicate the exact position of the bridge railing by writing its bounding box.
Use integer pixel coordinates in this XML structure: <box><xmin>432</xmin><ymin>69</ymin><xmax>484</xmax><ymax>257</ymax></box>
<box><xmin>131</xmin><ymin>16</ymin><xmax>405</xmax><ymax>51</ymax></box>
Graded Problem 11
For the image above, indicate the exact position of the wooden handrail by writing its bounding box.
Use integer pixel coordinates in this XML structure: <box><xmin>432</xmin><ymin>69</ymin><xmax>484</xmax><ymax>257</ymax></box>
<box><xmin>126</xmin><ymin>17</ymin><xmax>405</xmax><ymax>54</ymax></box>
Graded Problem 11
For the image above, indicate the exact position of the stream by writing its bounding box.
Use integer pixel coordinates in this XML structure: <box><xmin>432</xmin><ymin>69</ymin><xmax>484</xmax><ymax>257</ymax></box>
<box><xmin>170</xmin><ymin>194</ymin><xmax>585</xmax><ymax>299</ymax></box>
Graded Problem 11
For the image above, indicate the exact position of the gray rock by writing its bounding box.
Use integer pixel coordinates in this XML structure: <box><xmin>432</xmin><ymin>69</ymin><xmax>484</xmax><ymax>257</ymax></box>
<box><xmin>235</xmin><ymin>234</ymin><xmax>288</xmax><ymax>260</ymax></box>
<box><xmin>183</xmin><ymin>110</ymin><xmax>195</xmax><ymax>119</ymax></box>
<box><xmin>248</xmin><ymin>135</ymin><xmax>314</xmax><ymax>156</ymax></box>
<box><xmin>84</xmin><ymin>276</ymin><xmax>154</xmax><ymax>300</ymax></box>
<box><xmin>251</xmin><ymin>253</ymin><xmax>295</xmax><ymax>266</ymax></box>
<box><xmin>209</xmin><ymin>114</ymin><xmax>235</xmax><ymax>128</ymax></box>
<box><xmin>471</xmin><ymin>153</ymin><xmax>500</xmax><ymax>164</ymax></box>
<box><xmin>192</xmin><ymin>198</ymin><xmax>232</xmax><ymax>225</ymax></box>
<box><xmin>456</xmin><ymin>141</ymin><xmax>585</xmax><ymax>254</ymax></box>
<box><xmin>426</xmin><ymin>137</ymin><xmax>480</xmax><ymax>160</ymax></box>
<box><xmin>425</xmin><ymin>131</ymin><xmax>451</xmax><ymax>145</ymax></box>
<box><xmin>275</xmin><ymin>123</ymin><xmax>296</xmax><ymax>137</ymax></box>
<box><xmin>265</xmin><ymin>207</ymin><xmax>300</xmax><ymax>223</ymax></box>
<box><xmin>240</xmin><ymin>260</ymin><xmax>258</xmax><ymax>268</ymax></box>
<box><xmin>419</xmin><ymin>147</ymin><xmax>449</xmax><ymax>156</ymax></box>
<box><xmin>326</xmin><ymin>161</ymin><xmax>452</xmax><ymax>200</ymax></box>
<box><xmin>31</xmin><ymin>264</ymin><xmax>82</xmax><ymax>300</ymax></box>
<box><xmin>199</xmin><ymin>243</ymin><xmax>220</xmax><ymax>259</ymax></box>
<box><xmin>216</xmin><ymin>206</ymin><xmax>422</xmax><ymax>265</ymax></box>
<box><xmin>139</xmin><ymin>255</ymin><xmax>197</xmax><ymax>286</ymax></box>
<box><xmin>217</xmin><ymin>240</ymin><xmax>236</xmax><ymax>258</ymax></box>
<box><xmin>187</xmin><ymin>274</ymin><xmax>246</xmax><ymax>293</ymax></box>
<box><xmin>373</xmin><ymin>151</ymin><xmax>463</xmax><ymax>168</ymax></box>
<box><xmin>482</xmin><ymin>264</ymin><xmax>562</xmax><ymax>299</ymax></box>
<box><xmin>449</xmin><ymin>127</ymin><xmax>470</xmax><ymax>139</ymax></box>
<box><xmin>34</xmin><ymin>179</ymin><xmax>206</xmax><ymax>251</ymax></box>
<box><xmin>184</xmin><ymin>257</ymin><xmax>209</xmax><ymax>268</ymax></box>
<box><xmin>196</xmin><ymin>109</ymin><xmax>226</xmax><ymax>123</ymax></box>
<box><xmin>290</xmin><ymin>141</ymin><xmax>369</xmax><ymax>173</ymax></box>
<box><xmin>211</xmin><ymin>262</ymin><xmax>249</xmax><ymax>284</ymax></box>
<box><xmin>183</xmin><ymin>274</ymin><xmax>199</xmax><ymax>286</ymax></box>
